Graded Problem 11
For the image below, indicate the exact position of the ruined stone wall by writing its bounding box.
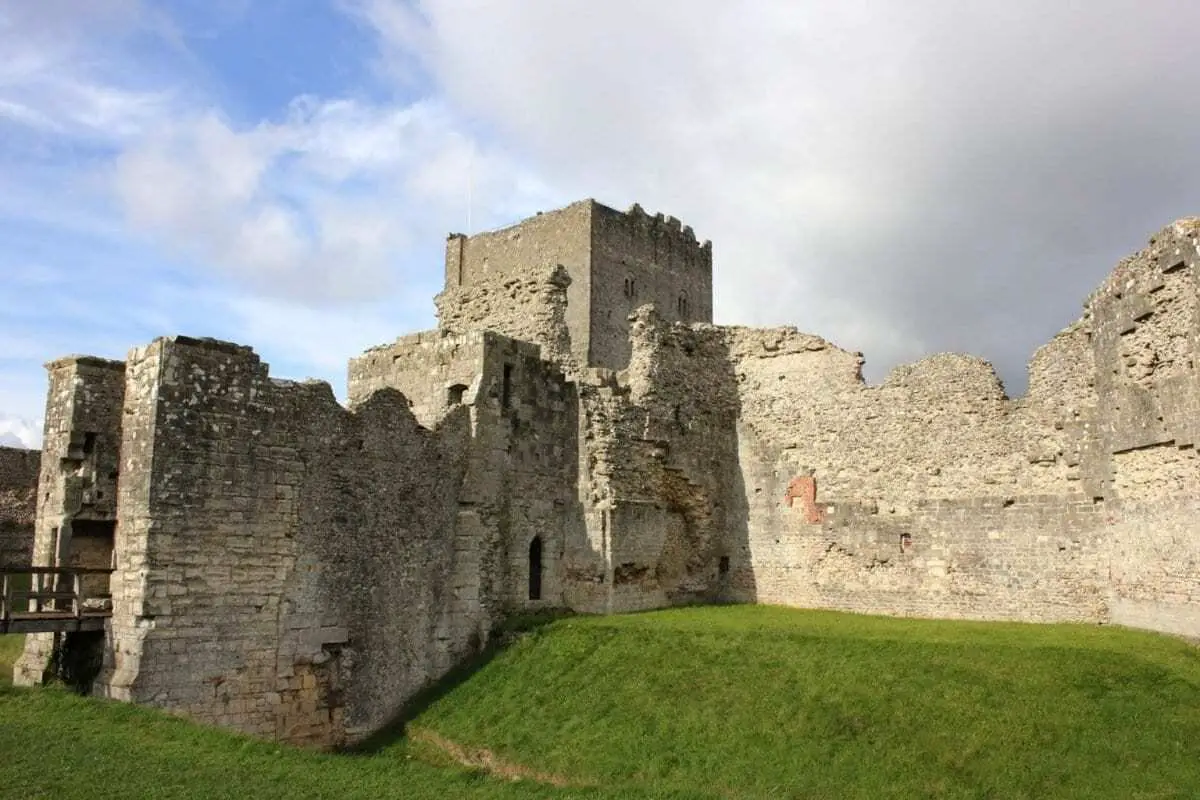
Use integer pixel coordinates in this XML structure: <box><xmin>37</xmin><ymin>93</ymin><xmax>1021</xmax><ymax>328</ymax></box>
<box><xmin>726</xmin><ymin>323</ymin><xmax>1103</xmax><ymax>621</ymax></box>
<box><xmin>349</xmin><ymin>329</ymin><xmax>590</xmax><ymax>616</ymax></box>
<box><xmin>24</xmin><ymin>357</ymin><xmax>125</xmax><ymax>565</ymax></box>
<box><xmin>431</xmin><ymin>265</ymin><xmax>576</xmax><ymax>375</ymax></box>
<box><xmin>731</xmin><ymin>330</ymin><xmax>1077</xmax><ymax>502</ymax></box>
<box><xmin>349</xmin><ymin>330</ymin><xmax>488</xmax><ymax>428</ymax></box>
<box><xmin>445</xmin><ymin>201</ymin><xmax>593</xmax><ymax>367</ymax></box>
<box><xmin>1082</xmin><ymin>220</ymin><xmax>1200</xmax><ymax>491</ymax></box>
<box><xmin>748</xmin><ymin>492</ymin><xmax>1108</xmax><ymax>622</ymax></box>
<box><xmin>723</xmin><ymin>219</ymin><xmax>1200</xmax><ymax>637</ymax></box>
<box><xmin>1083</xmin><ymin>220</ymin><xmax>1200</xmax><ymax>636</ymax></box>
<box><xmin>573</xmin><ymin>308</ymin><xmax>742</xmax><ymax>613</ymax></box>
<box><xmin>588</xmin><ymin>203</ymin><xmax>713</xmax><ymax>370</ymax></box>
<box><xmin>94</xmin><ymin>336</ymin><xmax>483</xmax><ymax>747</ymax></box>
<box><xmin>14</xmin><ymin>357</ymin><xmax>125</xmax><ymax>685</ymax></box>
<box><xmin>0</xmin><ymin>445</ymin><xmax>39</xmax><ymax>567</ymax></box>
<box><xmin>562</xmin><ymin>304</ymin><xmax>1122</xmax><ymax>623</ymax></box>
<box><xmin>79</xmin><ymin>327</ymin><xmax>593</xmax><ymax>745</ymax></box>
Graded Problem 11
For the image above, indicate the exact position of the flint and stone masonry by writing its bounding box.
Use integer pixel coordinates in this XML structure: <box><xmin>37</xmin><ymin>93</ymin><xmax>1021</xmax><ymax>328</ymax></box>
<box><xmin>0</xmin><ymin>445</ymin><xmax>39</xmax><ymax>567</ymax></box>
<box><xmin>9</xmin><ymin>199</ymin><xmax>1200</xmax><ymax>747</ymax></box>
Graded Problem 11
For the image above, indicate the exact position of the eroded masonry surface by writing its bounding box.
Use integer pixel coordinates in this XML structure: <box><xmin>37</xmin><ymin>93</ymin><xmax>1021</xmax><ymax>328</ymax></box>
<box><xmin>0</xmin><ymin>446</ymin><xmax>39</xmax><ymax>567</ymax></box>
<box><xmin>8</xmin><ymin>198</ymin><xmax>1200</xmax><ymax>747</ymax></box>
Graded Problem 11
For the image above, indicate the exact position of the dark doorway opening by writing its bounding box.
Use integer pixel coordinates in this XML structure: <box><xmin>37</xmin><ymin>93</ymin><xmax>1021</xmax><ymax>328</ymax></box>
<box><xmin>502</xmin><ymin>364</ymin><xmax>514</xmax><ymax>409</ymax></box>
<box><xmin>528</xmin><ymin>536</ymin><xmax>543</xmax><ymax>601</ymax></box>
<box><xmin>47</xmin><ymin>630</ymin><xmax>105</xmax><ymax>694</ymax></box>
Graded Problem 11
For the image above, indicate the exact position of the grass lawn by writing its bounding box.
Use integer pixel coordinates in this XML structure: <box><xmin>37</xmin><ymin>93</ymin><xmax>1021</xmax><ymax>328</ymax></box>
<box><xmin>0</xmin><ymin>634</ymin><xmax>23</xmax><ymax>687</ymax></box>
<box><xmin>2</xmin><ymin>607</ymin><xmax>1199</xmax><ymax>799</ymax></box>
<box><xmin>410</xmin><ymin>607</ymin><xmax>1200</xmax><ymax>799</ymax></box>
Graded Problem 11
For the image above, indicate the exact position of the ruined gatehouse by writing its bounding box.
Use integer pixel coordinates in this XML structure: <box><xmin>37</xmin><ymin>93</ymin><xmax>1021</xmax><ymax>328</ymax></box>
<box><xmin>6</xmin><ymin>199</ymin><xmax>1200</xmax><ymax>747</ymax></box>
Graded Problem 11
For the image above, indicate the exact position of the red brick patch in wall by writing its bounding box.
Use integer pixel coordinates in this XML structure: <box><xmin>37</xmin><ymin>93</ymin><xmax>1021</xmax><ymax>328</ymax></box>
<box><xmin>784</xmin><ymin>476</ymin><xmax>825</xmax><ymax>524</ymax></box>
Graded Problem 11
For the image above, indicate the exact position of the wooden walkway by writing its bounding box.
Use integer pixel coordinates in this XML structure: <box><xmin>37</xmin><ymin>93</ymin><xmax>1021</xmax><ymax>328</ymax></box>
<box><xmin>0</xmin><ymin>567</ymin><xmax>114</xmax><ymax>634</ymax></box>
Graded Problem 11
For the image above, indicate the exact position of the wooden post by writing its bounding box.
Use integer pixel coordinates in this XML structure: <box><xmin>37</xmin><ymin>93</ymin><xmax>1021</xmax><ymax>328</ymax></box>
<box><xmin>1</xmin><ymin>573</ymin><xmax>9</xmax><ymax>630</ymax></box>
<box><xmin>72</xmin><ymin>571</ymin><xmax>82</xmax><ymax>619</ymax></box>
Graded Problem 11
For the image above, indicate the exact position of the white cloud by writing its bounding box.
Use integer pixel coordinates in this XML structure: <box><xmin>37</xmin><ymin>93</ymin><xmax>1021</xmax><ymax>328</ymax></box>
<box><xmin>338</xmin><ymin>0</ymin><xmax>434</xmax><ymax>87</ymax></box>
<box><xmin>220</xmin><ymin>294</ymin><xmax>408</xmax><ymax>379</ymax></box>
<box><xmin>0</xmin><ymin>98</ymin><xmax>60</xmax><ymax>131</ymax></box>
<box><xmin>352</xmin><ymin>0</ymin><xmax>1200</xmax><ymax>388</ymax></box>
<box><xmin>0</xmin><ymin>368</ymin><xmax>49</xmax><ymax>443</ymax></box>
<box><xmin>0</xmin><ymin>417</ymin><xmax>42</xmax><ymax>449</ymax></box>
<box><xmin>8</xmin><ymin>0</ymin><xmax>1197</xmax><ymax>404</ymax></box>
<box><xmin>0</xmin><ymin>0</ymin><xmax>183</xmax><ymax>144</ymax></box>
<box><xmin>111</xmin><ymin>96</ymin><xmax>555</xmax><ymax>305</ymax></box>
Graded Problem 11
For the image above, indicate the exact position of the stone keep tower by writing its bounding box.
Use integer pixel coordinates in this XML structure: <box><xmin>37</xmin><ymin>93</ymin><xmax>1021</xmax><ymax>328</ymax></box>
<box><xmin>444</xmin><ymin>199</ymin><xmax>713</xmax><ymax>370</ymax></box>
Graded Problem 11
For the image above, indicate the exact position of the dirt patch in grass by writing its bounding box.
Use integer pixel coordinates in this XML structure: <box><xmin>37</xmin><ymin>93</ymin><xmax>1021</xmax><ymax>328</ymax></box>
<box><xmin>410</xmin><ymin>727</ymin><xmax>587</xmax><ymax>788</ymax></box>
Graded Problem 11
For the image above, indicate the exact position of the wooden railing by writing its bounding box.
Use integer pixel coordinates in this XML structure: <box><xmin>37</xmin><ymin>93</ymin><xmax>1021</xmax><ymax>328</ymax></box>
<box><xmin>0</xmin><ymin>567</ymin><xmax>114</xmax><ymax>634</ymax></box>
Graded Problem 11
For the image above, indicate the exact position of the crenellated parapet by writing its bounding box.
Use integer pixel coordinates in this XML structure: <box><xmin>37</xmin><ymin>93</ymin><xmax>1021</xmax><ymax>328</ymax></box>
<box><xmin>619</xmin><ymin>202</ymin><xmax>713</xmax><ymax>264</ymax></box>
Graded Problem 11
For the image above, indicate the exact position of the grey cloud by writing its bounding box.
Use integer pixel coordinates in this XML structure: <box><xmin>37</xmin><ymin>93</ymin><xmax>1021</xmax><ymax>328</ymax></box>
<box><xmin>379</xmin><ymin>0</ymin><xmax>1200</xmax><ymax>392</ymax></box>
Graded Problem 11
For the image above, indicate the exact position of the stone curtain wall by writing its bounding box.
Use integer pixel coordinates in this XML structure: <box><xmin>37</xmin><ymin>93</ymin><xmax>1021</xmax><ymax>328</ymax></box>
<box><xmin>573</xmin><ymin>307</ymin><xmax>745</xmax><ymax>613</ymax></box>
<box><xmin>749</xmin><ymin>494</ymin><xmax>1109</xmax><ymax>622</ymax></box>
<box><xmin>730</xmin><ymin>330</ymin><xmax>1076</xmax><ymax>501</ymax></box>
<box><xmin>1105</xmin><ymin>500</ymin><xmax>1200</xmax><ymax>637</ymax></box>
<box><xmin>1086</xmin><ymin>220</ymin><xmax>1200</xmax><ymax>635</ymax></box>
<box><xmin>726</xmin><ymin>220</ymin><xmax>1200</xmax><ymax>637</ymax></box>
<box><xmin>349</xmin><ymin>330</ymin><xmax>496</xmax><ymax>427</ymax></box>
<box><xmin>434</xmin><ymin>266</ymin><xmax>578</xmax><ymax>374</ymax></box>
<box><xmin>728</xmin><ymin>325</ymin><xmax>1103</xmax><ymax>621</ymax></box>
<box><xmin>97</xmin><ymin>337</ymin><xmax>480</xmax><ymax>747</ymax></box>
<box><xmin>0</xmin><ymin>445</ymin><xmax>40</xmax><ymax>567</ymax></box>
<box><xmin>350</xmin><ymin>329</ymin><xmax>590</xmax><ymax>616</ymax></box>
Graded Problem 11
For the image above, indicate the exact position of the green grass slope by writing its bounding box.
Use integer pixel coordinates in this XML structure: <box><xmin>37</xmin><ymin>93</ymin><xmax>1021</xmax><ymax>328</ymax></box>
<box><xmin>0</xmin><ymin>635</ymin><xmax>22</xmax><ymax>687</ymax></box>
<box><xmin>410</xmin><ymin>606</ymin><xmax>1200</xmax><ymax>799</ymax></box>
<box><xmin>0</xmin><ymin>633</ymin><xmax>660</xmax><ymax>799</ymax></box>
<box><xmin>2</xmin><ymin>609</ymin><xmax>1199</xmax><ymax>799</ymax></box>
<box><xmin>0</xmin><ymin>686</ymin><xmax>653</xmax><ymax>800</ymax></box>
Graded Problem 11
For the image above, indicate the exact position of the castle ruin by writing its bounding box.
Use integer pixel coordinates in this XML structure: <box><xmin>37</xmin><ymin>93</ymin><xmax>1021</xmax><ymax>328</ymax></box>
<box><xmin>6</xmin><ymin>198</ymin><xmax>1200</xmax><ymax>747</ymax></box>
<box><xmin>0</xmin><ymin>445</ymin><xmax>38</xmax><ymax>568</ymax></box>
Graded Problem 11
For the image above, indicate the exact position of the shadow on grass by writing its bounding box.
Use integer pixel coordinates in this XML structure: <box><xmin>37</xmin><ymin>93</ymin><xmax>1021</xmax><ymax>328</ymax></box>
<box><xmin>342</xmin><ymin>608</ymin><xmax>578</xmax><ymax>755</ymax></box>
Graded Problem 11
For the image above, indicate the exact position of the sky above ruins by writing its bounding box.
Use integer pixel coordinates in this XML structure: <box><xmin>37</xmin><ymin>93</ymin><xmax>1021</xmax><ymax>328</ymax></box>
<box><xmin>2</xmin><ymin>1</ymin><xmax>1200</xmax><ymax>440</ymax></box>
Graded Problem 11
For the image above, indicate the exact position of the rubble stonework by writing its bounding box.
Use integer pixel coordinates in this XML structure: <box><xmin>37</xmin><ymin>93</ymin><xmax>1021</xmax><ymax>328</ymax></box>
<box><xmin>11</xmin><ymin>200</ymin><xmax>1200</xmax><ymax>747</ymax></box>
<box><xmin>0</xmin><ymin>445</ymin><xmax>39</xmax><ymax>567</ymax></box>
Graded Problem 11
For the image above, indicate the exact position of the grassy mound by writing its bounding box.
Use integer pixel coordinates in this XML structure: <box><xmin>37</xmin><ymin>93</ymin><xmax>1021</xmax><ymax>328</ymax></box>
<box><xmin>0</xmin><ymin>633</ymin><xmax>645</xmax><ymax>799</ymax></box>
<box><xmin>0</xmin><ymin>634</ymin><xmax>23</xmax><ymax>687</ymax></box>
<box><xmin>2</xmin><ymin>609</ymin><xmax>1200</xmax><ymax>798</ymax></box>
<box><xmin>0</xmin><ymin>674</ymin><xmax>638</xmax><ymax>799</ymax></box>
<box><xmin>408</xmin><ymin>607</ymin><xmax>1200</xmax><ymax>798</ymax></box>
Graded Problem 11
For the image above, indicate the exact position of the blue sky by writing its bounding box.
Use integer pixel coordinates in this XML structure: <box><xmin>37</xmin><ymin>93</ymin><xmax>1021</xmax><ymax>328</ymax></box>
<box><xmin>4</xmin><ymin>1</ymin><xmax>1200</xmax><ymax>439</ymax></box>
<box><xmin>0</xmin><ymin>0</ymin><xmax>564</xmax><ymax>428</ymax></box>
